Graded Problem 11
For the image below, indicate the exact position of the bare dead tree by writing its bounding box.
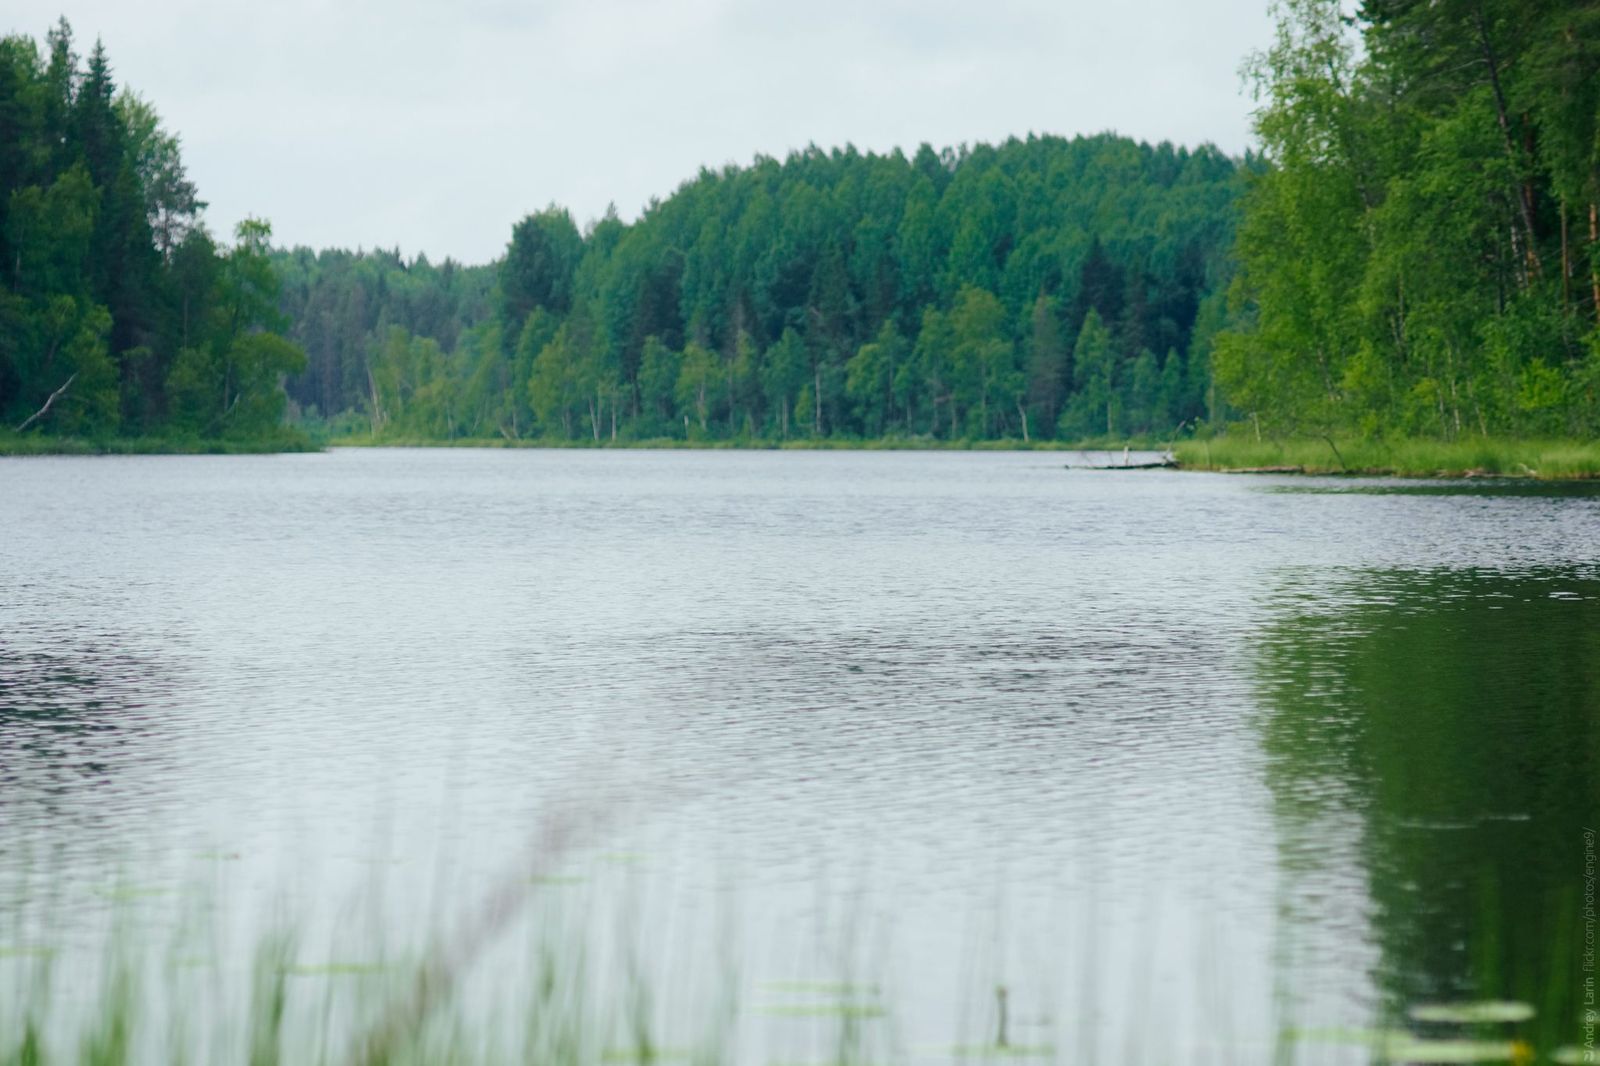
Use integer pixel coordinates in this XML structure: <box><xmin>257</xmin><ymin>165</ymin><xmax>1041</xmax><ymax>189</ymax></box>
<box><xmin>15</xmin><ymin>372</ymin><xmax>77</xmax><ymax>433</ymax></box>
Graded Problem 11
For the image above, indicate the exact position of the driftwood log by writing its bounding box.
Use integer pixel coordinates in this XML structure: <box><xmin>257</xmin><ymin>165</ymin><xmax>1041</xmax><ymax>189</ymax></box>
<box><xmin>1066</xmin><ymin>457</ymin><xmax>1177</xmax><ymax>470</ymax></box>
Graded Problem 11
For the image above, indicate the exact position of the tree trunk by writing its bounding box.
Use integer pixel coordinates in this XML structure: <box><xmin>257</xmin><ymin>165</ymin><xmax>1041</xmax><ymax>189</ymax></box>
<box><xmin>1476</xmin><ymin>3</ymin><xmax>1541</xmax><ymax>280</ymax></box>
<box><xmin>366</xmin><ymin>364</ymin><xmax>384</xmax><ymax>433</ymax></box>
<box><xmin>884</xmin><ymin>360</ymin><xmax>895</xmax><ymax>435</ymax></box>
<box><xmin>1591</xmin><ymin>201</ymin><xmax>1600</xmax><ymax>320</ymax></box>
<box><xmin>812</xmin><ymin>362</ymin><xmax>823</xmax><ymax>437</ymax></box>
<box><xmin>16</xmin><ymin>372</ymin><xmax>77</xmax><ymax>432</ymax></box>
<box><xmin>1561</xmin><ymin>199</ymin><xmax>1571</xmax><ymax>310</ymax></box>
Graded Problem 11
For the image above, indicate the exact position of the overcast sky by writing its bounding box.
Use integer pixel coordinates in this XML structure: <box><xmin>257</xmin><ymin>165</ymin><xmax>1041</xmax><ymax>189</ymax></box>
<box><xmin>7</xmin><ymin>0</ymin><xmax>1276</xmax><ymax>265</ymax></box>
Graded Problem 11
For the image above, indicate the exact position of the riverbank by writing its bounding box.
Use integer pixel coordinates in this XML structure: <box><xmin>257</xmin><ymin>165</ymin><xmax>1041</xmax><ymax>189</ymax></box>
<box><xmin>10</xmin><ymin>430</ymin><xmax>1598</xmax><ymax>479</ymax></box>
<box><xmin>1172</xmin><ymin>437</ymin><xmax>1600</xmax><ymax>479</ymax></box>
<box><xmin>321</xmin><ymin>434</ymin><xmax>1181</xmax><ymax>452</ymax></box>
<box><xmin>0</xmin><ymin>431</ymin><xmax>317</xmax><ymax>456</ymax></box>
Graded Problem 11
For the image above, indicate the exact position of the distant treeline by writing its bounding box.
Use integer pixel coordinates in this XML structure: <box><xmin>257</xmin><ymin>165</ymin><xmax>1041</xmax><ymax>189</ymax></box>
<box><xmin>0</xmin><ymin>20</ymin><xmax>304</xmax><ymax>443</ymax></box>
<box><xmin>278</xmin><ymin>136</ymin><xmax>1242</xmax><ymax>443</ymax></box>
<box><xmin>15</xmin><ymin>3</ymin><xmax>1594</xmax><ymax>452</ymax></box>
<box><xmin>1217</xmin><ymin>0</ymin><xmax>1600</xmax><ymax>439</ymax></box>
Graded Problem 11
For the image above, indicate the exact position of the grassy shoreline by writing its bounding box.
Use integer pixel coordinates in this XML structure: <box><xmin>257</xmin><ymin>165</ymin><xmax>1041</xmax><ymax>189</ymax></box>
<box><xmin>7</xmin><ymin>430</ymin><xmax>1600</xmax><ymax>480</ymax></box>
<box><xmin>0</xmin><ymin>432</ymin><xmax>317</xmax><ymax>456</ymax></box>
<box><xmin>1173</xmin><ymin>437</ymin><xmax>1600</xmax><ymax>479</ymax></box>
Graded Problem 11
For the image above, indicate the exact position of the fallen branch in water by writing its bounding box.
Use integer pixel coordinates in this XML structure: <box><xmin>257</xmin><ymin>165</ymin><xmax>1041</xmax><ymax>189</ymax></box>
<box><xmin>1066</xmin><ymin>456</ymin><xmax>1177</xmax><ymax>470</ymax></box>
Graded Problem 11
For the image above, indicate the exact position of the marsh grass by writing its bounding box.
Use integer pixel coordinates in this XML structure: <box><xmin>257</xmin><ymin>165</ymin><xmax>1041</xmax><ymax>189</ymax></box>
<box><xmin>0</xmin><ymin>431</ymin><xmax>316</xmax><ymax>456</ymax></box>
<box><xmin>3</xmin><ymin>896</ymin><xmax>1584</xmax><ymax>1066</ymax></box>
<box><xmin>1173</xmin><ymin>436</ymin><xmax>1600</xmax><ymax>479</ymax></box>
<box><xmin>2</xmin><ymin>908</ymin><xmax>661</xmax><ymax>1066</ymax></box>
<box><xmin>1</xmin><ymin>830</ymin><xmax>1581</xmax><ymax>1066</ymax></box>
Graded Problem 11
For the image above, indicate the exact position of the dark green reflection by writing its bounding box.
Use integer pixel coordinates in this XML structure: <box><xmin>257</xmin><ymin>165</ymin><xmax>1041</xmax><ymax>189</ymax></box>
<box><xmin>1257</xmin><ymin>567</ymin><xmax>1600</xmax><ymax>1034</ymax></box>
<box><xmin>1261</xmin><ymin>480</ymin><xmax>1600</xmax><ymax>498</ymax></box>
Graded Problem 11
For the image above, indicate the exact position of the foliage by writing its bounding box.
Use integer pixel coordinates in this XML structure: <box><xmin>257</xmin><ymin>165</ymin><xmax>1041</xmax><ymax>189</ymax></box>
<box><xmin>0</xmin><ymin>21</ymin><xmax>305</xmax><ymax>442</ymax></box>
<box><xmin>1217</xmin><ymin>0</ymin><xmax>1600</xmax><ymax>439</ymax></box>
<box><xmin>1172</xmin><ymin>435</ymin><xmax>1600</xmax><ymax>477</ymax></box>
<box><xmin>272</xmin><ymin>246</ymin><xmax>497</xmax><ymax>428</ymax></box>
<box><xmin>283</xmin><ymin>136</ymin><xmax>1244</xmax><ymax>443</ymax></box>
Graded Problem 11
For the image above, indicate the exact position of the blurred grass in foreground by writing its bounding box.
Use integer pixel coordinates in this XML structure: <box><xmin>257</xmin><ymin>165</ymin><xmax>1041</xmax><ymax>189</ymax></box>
<box><xmin>0</xmin><ymin>887</ymin><xmax>1583</xmax><ymax>1066</ymax></box>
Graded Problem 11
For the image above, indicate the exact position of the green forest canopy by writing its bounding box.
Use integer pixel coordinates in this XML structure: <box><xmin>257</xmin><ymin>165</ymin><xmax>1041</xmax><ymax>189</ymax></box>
<box><xmin>7</xmin><ymin>1</ymin><xmax>1599</xmax><ymax>448</ymax></box>
<box><xmin>0</xmin><ymin>19</ymin><xmax>304</xmax><ymax>442</ymax></box>
<box><xmin>277</xmin><ymin>135</ymin><xmax>1241</xmax><ymax>444</ymax></box>
<box><xmin>1218</xmin><ymin>0</ymin><xmax>1600</xmax><ymax>440</ymax></box>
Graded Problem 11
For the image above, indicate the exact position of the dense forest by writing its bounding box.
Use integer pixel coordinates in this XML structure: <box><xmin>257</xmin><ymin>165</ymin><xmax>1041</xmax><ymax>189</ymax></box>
<box><xmin>11</xmin><ymin>1</ymin><xmax>1599</xmax><ymax>451</ymax></box>
<box><xmin>0</xmin><ymin>19</ymin><xmax>304</xmax><ymax>444</ymax></box>
<box><xmin>1217</xmin><ymin>0</ymin><xmax>1600</xmax><ymax>439</ymax></box>
<box><xmin>278</xmin><ymin>137</ymin><xmax>1242</xmax><ymax>443</ymax></box>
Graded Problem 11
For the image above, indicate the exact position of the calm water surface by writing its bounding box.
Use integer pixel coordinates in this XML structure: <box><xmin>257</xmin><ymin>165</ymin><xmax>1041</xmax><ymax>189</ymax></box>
<box><xmin>1</xmin><ymin>449</ymin><xmax>1596</xmax><ymax>1062</ymax></box>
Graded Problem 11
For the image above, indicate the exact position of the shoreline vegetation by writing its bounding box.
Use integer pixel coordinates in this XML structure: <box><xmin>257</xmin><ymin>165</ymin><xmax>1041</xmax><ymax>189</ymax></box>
<box><xmin>8</xmin><ymin>11</ymin><xmax>1600</xmax><ymax>468</ymax></box>
<box><xmin>8</xmin><ymin>428</ymin><xmax>1600</xmax><ymax>482</ymax></box>
<box><xmin>0</xmin><ymin>431</ymin><xmax>316</xmax><ymax>456</ymax></box>
<box><xmin>1173</xmin><ymin>437</ymin><xmax>1600</xmax><ymax>480</ymax></box>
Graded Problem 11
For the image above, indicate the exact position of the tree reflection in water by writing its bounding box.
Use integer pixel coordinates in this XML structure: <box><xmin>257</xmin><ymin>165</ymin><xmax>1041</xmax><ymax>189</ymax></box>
<box><xmin>1256</xmin><ymin>566</ymin><xmax>1599</xmax><ymax>1044</ymax></box>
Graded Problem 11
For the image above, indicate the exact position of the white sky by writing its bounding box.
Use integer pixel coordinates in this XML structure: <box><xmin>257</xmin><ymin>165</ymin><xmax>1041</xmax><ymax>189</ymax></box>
<box><xmin>6</xmin><ymin>0</ymin><xmax>1277</xmax><ymax>265</ymax></box>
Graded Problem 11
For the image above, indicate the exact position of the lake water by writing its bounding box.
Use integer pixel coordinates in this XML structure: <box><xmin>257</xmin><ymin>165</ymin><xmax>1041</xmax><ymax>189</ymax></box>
<box><xmin>1</xmin><ymin>448</ymin><xmax>1596</xmax><ymax>1063</ymax></box>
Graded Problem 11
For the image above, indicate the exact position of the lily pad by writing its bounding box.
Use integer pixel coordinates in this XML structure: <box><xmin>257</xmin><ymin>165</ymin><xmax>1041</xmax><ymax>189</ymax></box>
<box><xmin>758</xmin><ymin>980</ymin><xmax>880</xmax><ymax>996</ymax></box>
<box><xmin>758</xmin><ymin>1002</ymin><xmax>886</xmax><ymax>1019</ymax></box>
<box><xmin>282</xmin><ymin>961</ymin><xmax>388</xmax><ymax>977</ymax></box>
<box><xmin>1409</xmin><ymin>1002</ymin><xmax>1535</xmax><ymax>1024</ymax></box>
<box><xmin>599</xmin><ymin>851</ymin><xmax>648</xmax><ymax>865</ymax></box>
<box><xmin>529</xmin><ymin>874</ymin><xmax>585</xmax><ymax>886</ymax></box>
<box><xmin>599</xmin><ymin>1047</ymin><xmax>694</xmax><ymax>1063</ymax></box>
<box><xmin>1383</xmin><ymin>1038</ymin><xmax>1527</xmax><ymax>1063</ymax></box>
<box><xmin>1292</xmin><ymin>1028</ymin><xmax>1530</xmax><ymax>1062</ymax></box>
<box><xmin>0</xmin><ymin>946</ymin><xmax>54</xmax><ymax>960</ymax></box>
<box><xmin>943</xmin><ymin>1044</ymin><xmax>1056</xmax><ymax>1058</ymax></box>
<box><xmin>1290</xmin><ymin>1027</ymin><xmax>1412</xmax><ymax>1047</ymax></box>
<box><xmin>93</xmin><ymin>884</ymin><xmax>171</xmax><ymax>901</ymax></box>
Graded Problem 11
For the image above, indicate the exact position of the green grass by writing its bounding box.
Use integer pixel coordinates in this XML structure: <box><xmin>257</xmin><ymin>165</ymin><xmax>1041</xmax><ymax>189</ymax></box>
<box><xmin>1173</xmin><ymin>436</ymin><xmax>1600</xmax><ymax>479</ymax></box>
<box><xmin>0</xmin><ymin>430</ymin><xmax>317</xmax><ymax>456</ymax></box>
<box><xmin>1</xmin><ymin>892</ymin><xmax>1580</xmax><ymax>1065</ymax></box>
